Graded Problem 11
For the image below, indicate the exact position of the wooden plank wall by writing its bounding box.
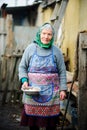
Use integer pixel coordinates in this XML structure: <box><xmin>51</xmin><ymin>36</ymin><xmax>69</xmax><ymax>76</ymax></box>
<box><xmin>0</xmin><ymin>15</ymin><xmax>23</xmax><ymax>105</ymax></box>
<box><xmin>0</xmin><ymin>14</ymin><xmax>38</xmax><ymax>105</ymax></box>
<box><xmin>78</xmin><ymin>32</ymin><xmax>87</xmax><ymax>130</ymax></box>
<box><xmin>1</xmin><ymin>55</ymin><xmax>22</xmax><ymax>105</ymax></box>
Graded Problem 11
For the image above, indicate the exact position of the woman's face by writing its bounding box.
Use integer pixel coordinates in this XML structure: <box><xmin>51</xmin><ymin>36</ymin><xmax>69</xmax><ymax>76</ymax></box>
<box><xmin>40</xmin><ymin>28</ymin><xmax>53</xmax><ymax>44</ymax></box>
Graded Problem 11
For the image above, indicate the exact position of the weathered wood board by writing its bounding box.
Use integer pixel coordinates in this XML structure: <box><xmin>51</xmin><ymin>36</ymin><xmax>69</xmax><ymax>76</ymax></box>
<box><xmin>78</xmin><ymin>32</ymin><xmax>87</xmax><ymax>130</ymax></box>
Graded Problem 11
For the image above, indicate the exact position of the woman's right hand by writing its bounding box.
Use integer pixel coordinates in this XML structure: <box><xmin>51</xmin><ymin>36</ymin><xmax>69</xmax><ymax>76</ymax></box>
<box><xmin>22</xmin><ymin>82</ymin><xmax>29</xmax><ymax>89</ymax></box>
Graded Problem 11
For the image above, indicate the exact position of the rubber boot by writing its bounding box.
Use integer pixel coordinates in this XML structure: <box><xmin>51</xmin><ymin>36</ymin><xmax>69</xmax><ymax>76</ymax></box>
<box><xmin>29</xmin><ymin>126</ymin><xmax>39</xmax><ymax>130</ymax></box>
<box><xmin>46</xmin><ymin>126</ymin><xmax>56</xmax><ymax>130</ymax></box>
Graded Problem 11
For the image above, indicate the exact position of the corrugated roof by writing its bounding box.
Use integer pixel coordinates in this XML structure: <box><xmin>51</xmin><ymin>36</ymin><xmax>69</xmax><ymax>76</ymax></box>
<box><xmin>0</xmin><ymin>0</ymin><xmax>61</xmax><ymax>9</ymax></box>
<box><xmin>0</xmin><ymin>0</ymin><xmax>42</xmax><ymax>8</ymax></box>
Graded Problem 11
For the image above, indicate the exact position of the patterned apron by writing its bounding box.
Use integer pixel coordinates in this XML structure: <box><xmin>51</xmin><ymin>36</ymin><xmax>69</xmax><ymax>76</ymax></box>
<box><xmin>23</xmin><ymin>47</ymin><xmax>60</xmax><ymax>117</ymax></box>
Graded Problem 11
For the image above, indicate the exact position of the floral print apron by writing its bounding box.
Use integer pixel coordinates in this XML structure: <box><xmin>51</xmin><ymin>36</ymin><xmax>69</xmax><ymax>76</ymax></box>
<box><xmin>23</xmin><ymin>48</ymin><xmax>60</xmax><ymax>117</ymax></box>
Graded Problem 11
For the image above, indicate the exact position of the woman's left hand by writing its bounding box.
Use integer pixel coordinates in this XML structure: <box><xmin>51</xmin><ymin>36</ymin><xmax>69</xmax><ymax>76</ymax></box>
<box><xmin>60</xmin><ymin>90</ymin><xmax>66</xmax><ymax>100</ymax></box>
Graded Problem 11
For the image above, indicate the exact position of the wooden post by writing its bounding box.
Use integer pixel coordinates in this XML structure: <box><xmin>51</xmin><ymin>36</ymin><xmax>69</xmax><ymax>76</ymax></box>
<box><xmin>0</xmin><ymin>18</ymin><xmax>7</xmax><ymax>57</ymax></box>
<box><xmin>78</xmin><ymin>32</ymin><xmax>87</xmax><ymax>130</ymax></box>
<box><xmin>5</xmin><ymin>14</ymin><xmax>13</xmax><ymax>54</ymax></box>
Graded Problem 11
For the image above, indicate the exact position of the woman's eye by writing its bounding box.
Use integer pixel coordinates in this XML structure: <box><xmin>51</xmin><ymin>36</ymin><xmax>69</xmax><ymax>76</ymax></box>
<box><xmin>42</xmin><ymin>33</ymin><xmax>52</xmax><ymax>36</ymax></box>
<box><xmin>48</xmin><ymin>33</ymin><xmax>52</xmax><ymax>36</ymax></box>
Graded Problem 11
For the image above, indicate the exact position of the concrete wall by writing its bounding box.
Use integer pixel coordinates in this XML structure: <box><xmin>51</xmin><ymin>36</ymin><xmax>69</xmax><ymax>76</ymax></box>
<box><xmin>61</xmin><ymin>0</ymin><xmax>79</xmax><ymax>72</ymax></box>
<box><xmin>61</xmin><ymin>0</ymin><xmax>87</xmax><ymax>72</ymax></box>
<box><xmin>43</xmin><ymin>7</ymin><xmax>53</xmax><ymax>23</ymax></box>
<box><xmin>79</xmin><ymin>0</ymin><xmax>87</xmax><ymax>31</ymax></box>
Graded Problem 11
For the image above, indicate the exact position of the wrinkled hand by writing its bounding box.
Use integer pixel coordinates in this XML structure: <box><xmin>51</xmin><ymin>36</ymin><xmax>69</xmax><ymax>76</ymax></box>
<box><xmin>22</xmin><ymin>82</ymin><xmax>29</xmax><ymax>89</ymax></box>
<box><xmin>60</xmin><ymin>91</ymin><xmax>66</xmax><ymax>100</ymax></box>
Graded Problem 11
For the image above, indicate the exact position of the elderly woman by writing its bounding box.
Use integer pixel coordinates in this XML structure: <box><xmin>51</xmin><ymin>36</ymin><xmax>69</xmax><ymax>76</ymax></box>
<box><xmin>18</xmin><ymin>23</ymin><xmax>67</xmax><ymax>130</ymax></box>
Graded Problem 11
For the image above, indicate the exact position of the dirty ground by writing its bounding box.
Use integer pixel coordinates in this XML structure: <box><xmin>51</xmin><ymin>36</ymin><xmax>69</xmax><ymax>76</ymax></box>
<box><xmin>0</xmin><ymin>103</ymin><xmax>74</xmax><ymax>130</ymax></box>
<box><xmin>0</xmin><ymin>103</ymin><xmax>29</xmax><ymax>130</ymax></box>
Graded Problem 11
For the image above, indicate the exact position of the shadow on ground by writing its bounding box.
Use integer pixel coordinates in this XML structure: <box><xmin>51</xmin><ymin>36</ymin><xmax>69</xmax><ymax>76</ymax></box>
<box><xmin>0</xmin><ymin>104</ymin><xmax>76</xmax><ymax>130</ymax></box>
<box><xmin>0</xmin><ymin>104</ymin><xmax>29</xmax><ymax>130</ymax></box>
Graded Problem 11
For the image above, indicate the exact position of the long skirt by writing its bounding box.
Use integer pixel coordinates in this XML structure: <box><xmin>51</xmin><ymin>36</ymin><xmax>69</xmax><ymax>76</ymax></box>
<box><xmin>20</xmin><ymin>108</ymin><xmax>60</xmax><ymax>128</ymax></box>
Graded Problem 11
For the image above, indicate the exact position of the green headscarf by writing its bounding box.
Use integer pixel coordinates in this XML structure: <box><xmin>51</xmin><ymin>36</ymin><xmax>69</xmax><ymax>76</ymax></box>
<box><xmin>34</xmin><ymin>23</ymin><xmax>55</xmax><ymax>49</ymax></box>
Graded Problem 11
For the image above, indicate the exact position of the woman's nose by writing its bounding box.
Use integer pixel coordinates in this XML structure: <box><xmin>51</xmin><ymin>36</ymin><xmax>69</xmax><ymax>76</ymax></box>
<box><xmin>45</xmin><ymin>34</ymin><xmax>48</xmax><ymax>38</ymax></box>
